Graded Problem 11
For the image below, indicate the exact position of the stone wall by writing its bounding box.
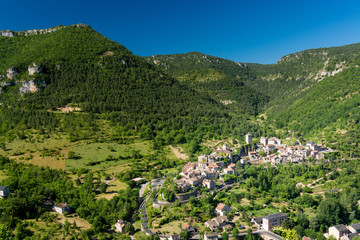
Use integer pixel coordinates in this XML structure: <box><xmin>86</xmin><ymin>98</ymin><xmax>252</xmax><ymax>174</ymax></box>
<box><xmin>175</xmin><ymin>190</ymin><xmax>197</xmax><ymax>201</ymax></box>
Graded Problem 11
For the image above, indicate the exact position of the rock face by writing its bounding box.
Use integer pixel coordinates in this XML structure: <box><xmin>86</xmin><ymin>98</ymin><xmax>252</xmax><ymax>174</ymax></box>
<box><xmin>0</xmin><ymin>23</ymin><xmax>90</xmax><ymax>38</ymax></box>
<box><xmin>0</xmin><ymin>30</ymin><xmax>14</xmax><ymax>37</ymax></box>
<box><xmin>19</xmin><ymin>80</ymin><xmax>45</xmax><ymax>94</ymax></box>
<box><xmin>6</xmin><ymin>68</ymin><xmax>17</xmax><ymax>79</ymax></box>
<box><xmin>28</xmin><ymin>63</ymin><xmax>41</xmax><ymax>76</ymax></box>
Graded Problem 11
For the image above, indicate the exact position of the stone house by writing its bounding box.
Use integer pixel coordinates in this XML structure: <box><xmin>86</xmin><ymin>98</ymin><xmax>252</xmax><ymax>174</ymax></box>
<box><xmin>224</xmin><ymin>168</ymin><xmax>236</xmax><ymax>175</ymax></box>
<box><xmin>208</xmin><ymin>163</ymin><xmax>221</xmax><ymax>172</ymax></box>
<box><xmin>264</xmin><ymin>144</ymin><xmax>276</xmax><ymax>153</ymax></box>
<box><xmin>202</xmin><ymin>169</ymin><xmax>217</xmax><ymax>179</ymax></box>
<box><xmin>248</xmin><ymin>151</ymin><xmax>258</xmax><ymax>161</ymax></box>
<box><xmin>245</xmin><ymin>133</ymin><xmax>253</xmax><ymax>144</ymax></box>
<box><xmin>182</xmin><ymin>162</ymin><xmax>197</xmax><ymax>175</ymax></box>
<box><xmin>187</xmin><ymin>178</ymin><xmax>201</xmax><ymax>187</ymax></box>
<box><xmin>202</xmin><ymin>179</ymin><xmax>215</xmax><ymax>190</ymax></box>
<box><xmin>182</xmin><ymin>223</ymin><xmax>195</xmax><ymax>232</ymax></box>
<box><xmin>228</xmin><ymin>163</ymin><xmax>236</xmax><ymax>169</ymax></box>
<box><xmin>215</xmin><ymin>203</ymin><xmax>231</xmax><ymax>216</ymax></box>
<box><xmin>174</xmin><ymin>178</ymin><xmax>191</xmax><ymax>193</ymax></box>
<box><xmin>114</xmin><ymin>219</ymin><xmax>127</xmax><ymax>233</ymax></box>
<box><xmin>270</xmin><ymin>155</ymin><xmax>281</xmax><ymax>166</ymax></box>
<box><xmin>53</xmin><ymin>203</ymin><xmax>70</xmax><ymax>215</ymax></box>
<box><xmin>260</xmin><ymin>137</ymin><xmax>268</xmax><ymax>146</ymax></box>
<box><xmin>204</xmin><ymin>216</ymin><xmax>229</xmax><ymax>231</ymax></box>
<box><xmin>348</xmin><ymin>223</ymin><xmax>360</xmax><ymax>234</ymax></box>
<box><xmin>268</xmin><ymin>137</ymin><xmax>282</xmax><ymax>146</ymax></box>
<box><xmin>262</xmin><ymin>213</ymin><xmax>288</xmax><ymax>231</ymax></box>
<box><xmin>328</xmin><ymin>224</ymin><xmax>350</xmax><ymax>240</ymax></box>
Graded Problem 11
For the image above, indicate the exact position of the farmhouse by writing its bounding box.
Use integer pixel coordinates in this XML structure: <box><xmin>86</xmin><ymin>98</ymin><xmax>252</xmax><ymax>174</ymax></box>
<box><xmin>53</xmin><ymin>203</ymin><xmax>70</xmax><ymax>215</ymax></box>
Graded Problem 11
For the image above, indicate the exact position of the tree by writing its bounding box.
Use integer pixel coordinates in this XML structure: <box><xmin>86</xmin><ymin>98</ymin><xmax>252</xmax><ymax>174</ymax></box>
<box><xmin>99</xmin><ymin>182</ymin><xmax>108</xmax><ymax>193</ymax></box>
<box><xmin>275</xmin><ymin>228</ymin><xmax>298</xmax><ymax>240</ymax></box>
<box><xmin>125</xmin><ymin>222</ymin><xmax>134</xmax><ymax>234</ymax></box>
<box><xmin>245</xmin><ymin>228</ymin><xmax>256</xmax><ymax>240</ymax></box>
<box><xmin>232</xmin><ymin>227</ymin><xmax>239</xmax><ymax>237</ymax></box>
<box><xmin>14</xmin><ymin>223</ymin><xmax>27</xmax><ymax>240</ymax></box>
<box><xmin>180</xmin><ymin>229</ymin><xmax>191</xmax><ymax>240</ymax></box>
<box><xmin>0</xmin><ymin>224</ymin><xmax>11</xmax><ymax>240</ymax></box>
<box><xmin>221</xmin><ymin>232</ymin><xmax>229</xmax><ymax>240</ymax></box>
<box><xmin>316</xmin><ymin>198</ymin><xmax>346</xmax><ymax>227</ymax></box>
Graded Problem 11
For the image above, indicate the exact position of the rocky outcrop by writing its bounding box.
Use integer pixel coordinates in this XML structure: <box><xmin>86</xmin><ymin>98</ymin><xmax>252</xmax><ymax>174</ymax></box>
<box><xmin>0</xmin><ymin>30</ymin><xmax>14</xmax><ymax>37</ymax></box>
<box><xmin>28</xmin><ymin>63</ymin><xmax>41</xmax><ymax>76</ymax></box>
<box><xmin>19</xmin><ymin>80</ymin><xmax>46</xmax><ymax>94</ymax></box>
<box><xmin>6</xmin><ymin>68</ymin><xmax>17</xmax><ymax>79</ymax></box>
<box><xmin>0</xmin><ymin>23</ymin><xmax>90</xmax><ymax>38</ymax></box>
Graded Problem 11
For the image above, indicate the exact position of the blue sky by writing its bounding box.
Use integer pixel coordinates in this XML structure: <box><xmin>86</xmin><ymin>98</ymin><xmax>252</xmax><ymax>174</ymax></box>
<box><xmin>1</xmin><ymin>0</ymin><xmax>359</xmax><ymax>64</ymax></box>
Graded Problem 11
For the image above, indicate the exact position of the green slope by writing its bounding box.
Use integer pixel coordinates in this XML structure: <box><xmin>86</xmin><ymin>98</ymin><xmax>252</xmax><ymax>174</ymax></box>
<box><xmin>144</xmin><ymin>52</ymin><xmax>269</xmax><ymax>115</ymax></box>
<box><xmin>145</xmin><ymin>43</ymin><xmax>360</xmax><ymax>156</ymax></box>
<box><xmin>0</xmin><ymin>24</ymin><xmax>261</xmax><ymax>149</ymax></box>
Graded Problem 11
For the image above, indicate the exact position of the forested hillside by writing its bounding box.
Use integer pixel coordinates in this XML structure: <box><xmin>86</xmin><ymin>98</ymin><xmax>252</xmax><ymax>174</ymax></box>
<box><xmin>0</xmin><ymin>24</ymin><xmax>261</xmax><ymax>151</ymax></box>
<box><xmin>247</xmin><ymin>42</ymin><xmax>360</xmax><ymax>113</ymax></box>
<box><xmin>255</xmin><ymin>43</ymin><xmax>360</xmax><ymax>156</ymax></box>
<box><xmin>144</xmin><ymin>52</ymin><xmax>269</xmax><ymax>115</ymax></box>
<box><xmin>148</xmin><ymin>43</ymin><xmax>360</xmax><ymax>156</ymax></box>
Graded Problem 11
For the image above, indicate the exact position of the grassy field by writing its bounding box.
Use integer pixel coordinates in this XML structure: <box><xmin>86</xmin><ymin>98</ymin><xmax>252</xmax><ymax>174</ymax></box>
<box><xmin>24</xmin><ymin>212</ymin><xmax>91</xmax><ymax>239</ymax></box>
<box><xmin>66</xmin><ymin>142</ymin><xmax>151</xmax><ymax>170</ymax></box>
<box><xmin>0</xmin><ymin>134</ymin><xmax>71</xmax><ymax>170</ymax></box>
<box><xmin>54</xmin><ymin>212</ymin><xmax>91</xmax><ymax>230</ymax></box>
<box><xmin>0</xmin><ymin>134</ymin><xmax>152</xmax><ymax>172</ymax></box>
<box><xmin>96</xmin><ymin>178</ymin><xmax>128</xmax><ymax>200</ymax></box>
<box><xmin>151</xmin><ymin>220</ymin><xmax>187</xmax><ymax>236</ymax></box>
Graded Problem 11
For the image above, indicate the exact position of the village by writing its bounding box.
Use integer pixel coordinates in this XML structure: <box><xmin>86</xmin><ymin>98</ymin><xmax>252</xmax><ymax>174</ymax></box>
<box><xmin>173</xmin><ymin>133</ymin><xmax>333</xmax><ymax>196</ymax></box>
<box><xmin>245</xmin><ymin>134</ymin><xmax>333</xmax><ymax>166</ymax></box>
<box><xmin>0</xmin><ymin>134</ymin><xmax>350</xmax><ymax>240</ymax></box>
<box><xmin>127</xmin><ymin>134</ymin><xmax>342</xmax><ymax>240</ymax></box>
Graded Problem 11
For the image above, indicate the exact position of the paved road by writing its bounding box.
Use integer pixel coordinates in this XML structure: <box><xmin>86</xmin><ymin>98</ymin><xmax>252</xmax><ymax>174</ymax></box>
<box><xmin>151</xmin><ymin>178</ymin><xmax>165</xmax><ymax>191</ymax></box>
<box><xmin>139</xmin><ymin>182</ymin><xmax>149</xmax><ymax>198</ymax></box>
<box><xmin>138</xmin><ymin>178</ymin><xmax>165</xmax><ymax>236</ymax></box>
<box><xmin>225</xmin><ymin>230</ymin><xmax>282</xmax><ymax>240</ymax></box>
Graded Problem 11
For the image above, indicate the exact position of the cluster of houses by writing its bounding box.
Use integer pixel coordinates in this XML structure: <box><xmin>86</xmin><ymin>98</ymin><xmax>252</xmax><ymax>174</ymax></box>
<box><xmin>204</xmin><ymin>203</ymin><xmax>233</xmax><ymax>231</ymax></box>
<box><xmin>248</xmin><ymin>136</ymin><xmax>330</xmax><ymax>166</ymax></box>
<box><xmin>174</xmin><ymin>144</ymin><xmax>238</xmax><ymax>193</ymax></box>
<box><xmin>325</xmin><ymin>223</ymin><xmax>360</xmax><ymax>240</ymax></box>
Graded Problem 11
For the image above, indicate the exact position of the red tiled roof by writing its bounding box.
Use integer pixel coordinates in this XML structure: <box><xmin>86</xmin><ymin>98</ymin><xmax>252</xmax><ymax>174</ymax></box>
<box><xmin>182</xmin><ymin>223</ymin><xmax>191</xmax><ymax>229</ymax></box>
<box><xmin>216</xmin><ymin>203</ymin><xmax>227</xmax><ymax>211</ymax></box>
